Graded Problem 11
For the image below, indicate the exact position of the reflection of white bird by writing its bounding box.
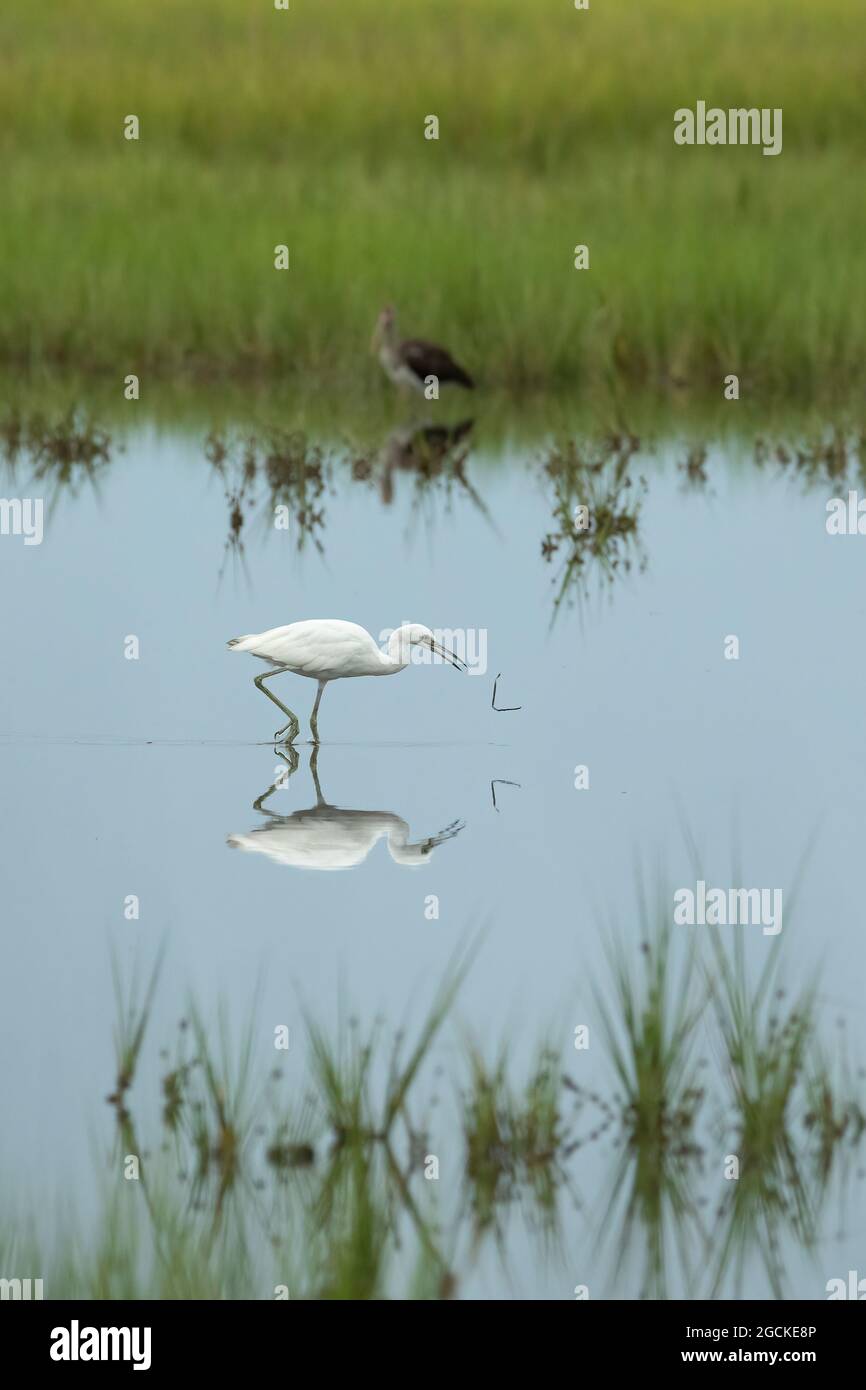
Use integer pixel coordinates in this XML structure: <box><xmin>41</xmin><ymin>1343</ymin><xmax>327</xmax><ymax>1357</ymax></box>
<box><xmin>227</xmin><ymin>618</ymin><xmax>466</xmax><ymax>744</ymax></box>
<box><xmin>228</xmin><ymin>809</ymin><xmax>463</xmax><ymax>870</ymax></box>
<box><xmin>227</xmin><ymin>750</ymin><xmax>464</xmax><ymax>870</ymax></box>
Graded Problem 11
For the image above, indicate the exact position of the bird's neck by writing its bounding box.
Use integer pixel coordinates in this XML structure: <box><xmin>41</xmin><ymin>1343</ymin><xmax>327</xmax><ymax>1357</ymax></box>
<box><xmin>387</xmin><ymin>823</ymin><xmax>430</xmax><ymax>865</ymax></box>
<box><xmin>378</xmin><ymin>327</ymin><xmax>400</xmax><ymax>368</ymax></box>
<box><xmin>384</xmin><ymin>627</ymin><xmax>412</xmax><ymax>670</ymax></box>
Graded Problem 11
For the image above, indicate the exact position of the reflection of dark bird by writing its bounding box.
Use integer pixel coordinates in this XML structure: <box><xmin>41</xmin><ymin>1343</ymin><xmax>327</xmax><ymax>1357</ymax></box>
<box><xmin>371</xmin><ymin>305</ymin><xmax>475</xmax><ymax>394</ymax></box>
<box><xmin>383</xmin><ymin>418</ymin><xmax>474</xmax><ymax>473</ymax></box>
<box><xmin>227</xmin><ymin>747</ymin><xmax>465</xmax><ymax>870</ymax></box>
<box><xmin>378</xmin><ymin>419</ymin><xmax>474</xmax><ymax>505</ymax></box>
<box><xmin>404</xmin><ymin>419</ymin><xmax>475</xmax><ymax>455</ymax></box>
<box><xmin>375</xmin><ymin>419</ymin><xmax>496</xmax><ymax>527</ymax></box>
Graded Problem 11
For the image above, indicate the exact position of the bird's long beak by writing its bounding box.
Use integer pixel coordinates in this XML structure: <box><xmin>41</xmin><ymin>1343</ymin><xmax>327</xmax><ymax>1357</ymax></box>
<box><xmin>370</xmin><ymin>323</ymin><xmax>382</xmax><ymax>354</ymax></box>
<box><xmin>430</xmin><ymin>638</ymin><xmax>467</xmax><ymax>671</ymax></box>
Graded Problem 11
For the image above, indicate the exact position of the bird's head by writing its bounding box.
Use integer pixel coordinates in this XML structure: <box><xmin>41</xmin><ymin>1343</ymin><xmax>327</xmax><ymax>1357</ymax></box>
<box><xmin>390</xmin><ymin>623</ymin><xmax>467</xmax><ymax>670</ymax></box>
<box><xmin>389</xmin><ymin>840</ymin><xmax>436</xmax><ymax>866</ymax></box>
<box><xmin>371</xmin><ymin>304</ymin><xmax>396</xmax><ymax>353</ymax></box>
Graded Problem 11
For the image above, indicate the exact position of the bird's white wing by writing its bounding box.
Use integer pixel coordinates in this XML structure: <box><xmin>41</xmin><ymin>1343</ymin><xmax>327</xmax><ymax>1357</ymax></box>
<box><xmin>253</xmin><ymin>619</ymin><xmax>383</xmax><ymax>676</ymax></box>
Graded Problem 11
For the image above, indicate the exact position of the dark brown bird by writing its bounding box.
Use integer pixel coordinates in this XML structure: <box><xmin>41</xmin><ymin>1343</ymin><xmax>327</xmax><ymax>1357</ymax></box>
<box><xmin>371</xmin><ymin>305</ymin><xmax>475</xmax><ymax>394</ymax></box>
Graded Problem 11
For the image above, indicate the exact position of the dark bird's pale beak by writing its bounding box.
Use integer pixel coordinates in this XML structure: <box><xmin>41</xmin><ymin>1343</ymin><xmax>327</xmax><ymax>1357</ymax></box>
<box><xmin>430</xmin><ymin>638</ymin><xmax>467</xmax><ymax>671</ymax></box>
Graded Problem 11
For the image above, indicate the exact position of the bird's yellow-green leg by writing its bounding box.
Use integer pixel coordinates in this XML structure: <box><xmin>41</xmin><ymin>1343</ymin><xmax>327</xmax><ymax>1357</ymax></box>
<box><xmin>253</xmin><ymin>746</ymin><xmax>300</xmax><ymax>812</ymax></box>
<box><xmin>310</xmin><ymin>680</ymin><xmax>326</xmax><ymax>745</ymax></box>
<box><xmin>253</xmin><ymin>670</ymin><xmax>300</xmax><ymax>744</ymax></box>
<box><xmin>309</xmin><ymin>743</ymin><xmax>327</xmax><ymax>807</ymax></box>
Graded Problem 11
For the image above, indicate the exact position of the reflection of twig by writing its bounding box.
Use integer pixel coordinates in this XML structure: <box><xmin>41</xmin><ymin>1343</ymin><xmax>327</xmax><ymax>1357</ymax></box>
<box><xmin>492</xmin><ymin>673</ymin><xmax>521</xmax><ymax>711</ymax></box>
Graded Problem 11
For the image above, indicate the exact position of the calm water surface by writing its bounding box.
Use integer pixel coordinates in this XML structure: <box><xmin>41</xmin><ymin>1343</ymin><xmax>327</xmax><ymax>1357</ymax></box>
<box><xmin>1</xmin><ymin>412</ymin><xmax>864</xmax><ymax>1297</ymax></box>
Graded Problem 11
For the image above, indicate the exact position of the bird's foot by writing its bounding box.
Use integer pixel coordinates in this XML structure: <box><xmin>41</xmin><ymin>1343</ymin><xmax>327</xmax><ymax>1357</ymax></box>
<box><xmin>274</xmin><ymin>722</ymin><xmax>299</xmax><ymax>745</ymax></box>
<box><xmin>274</xmin><ymin>745</ymin><xmax>300</xmax><ymax>774</ymax></box>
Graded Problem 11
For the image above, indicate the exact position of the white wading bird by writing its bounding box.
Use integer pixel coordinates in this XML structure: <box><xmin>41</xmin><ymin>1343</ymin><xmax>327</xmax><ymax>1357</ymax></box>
<box><xmin>227</xmin><ymin>618</ymin><xmax>467</xmax><ymax>744</ymax></box>
<box><xmin>371</xmin><ymin>305</ymin><xmax>475</xmax><ymax>395</ymax></box>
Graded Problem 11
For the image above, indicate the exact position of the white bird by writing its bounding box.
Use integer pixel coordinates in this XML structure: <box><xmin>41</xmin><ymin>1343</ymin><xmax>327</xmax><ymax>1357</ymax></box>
<box><xmin>227</xmin><ymin>618</ymin><xmax>466</xmax><ymax>744</ymax></box>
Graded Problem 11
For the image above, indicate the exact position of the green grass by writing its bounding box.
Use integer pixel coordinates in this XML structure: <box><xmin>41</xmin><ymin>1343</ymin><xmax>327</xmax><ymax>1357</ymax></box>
<box><xmin>461</xmin><ymin>1042</ymin><xmax>569</xmax><ymax>1236</ymax></box>
<box><xmin>1</xmin><ymin>0</ymin><xmax>865</xmax><ymax>395</ymax></box>
<box><xmin>4</xmin><ymin>896</ymin><xmax>865</xmax><ymax>1299</ymax></box>
<box><xmin>706</xmin><ymin>934</ymin><xmax>819</xmax><ymax>1297</ymax></box>
<box><xmin>540</xmin><ymin>434</ymin><xmax>647</xmax><ymax>616</ymax></box>
<box><xmin>588</xmin><ymin>897</ymin><xmax>707</xmax><ymax>1297</ymax></box>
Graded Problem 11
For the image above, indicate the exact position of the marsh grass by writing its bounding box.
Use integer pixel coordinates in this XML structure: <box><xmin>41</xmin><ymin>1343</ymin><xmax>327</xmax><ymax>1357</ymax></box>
<box><xmin>8</xmin><ymin>401</ymin><xmax>866</xmax><ymax>612</ymax></box>
<box><xmin>588</xmin><ymin>901</ymin><xmax>707</xmax><ymax>1297</ymax></box>
<box><xmin>595</xmin><ymin>926</ymin><xmax>705</xmax><ymax>1156</ymax></box>
<box><xmin>754</xmin><ymin>425</ymin><xmax>866</xmax><ymax>493</ymax></box>
<box><xmin>4</xmin><ymin>369</ymin><xmax>860</xmax><ymax>452</ymax></box>
<box><xmin>6</xmin><ymin>900</ymin><xmax>866</xmax><ymax>1298</ymax></box>
<box><xmin>2</xmin><ymin>1</ymin><xmax>865</xmax><ymax>392</ymax></box>
<box><xmin>706</xmin><ymin>933</ymin><xmax>818</xmax><ymax>1297</ymax></box>
<box><xmin>305</xmin><ymin>936</ymin><xmax>477</xmax><ymax>1149</ymax></box>
<box><xmin>803</xmin><ymin>1044</ymin><xmax>866</xmax><ymax>1184</ymax></box>
<box><xmin>0</xmin><ymin>408</ymin><xmax>113</xmax><ymax>520</ymax></box>
<box><xmin>540</xmin><ymin>434</ymin><xmax>647</xmax><ymax>616</ymax></box>
<box><xmin>678</xmin><ymin>444</ymin><xmax>709</xmax><ymax>491</ymax></box>
<box><xmin>183</xmin><ymin>1000</ymin><xmax>259</xmax><ymax>1220</ymax></box>
<box><xmin>107</xmin><ymin>947</ymin><xmax>164</xmax><ymax>1122</ymax></box>
<box><xmin>461</xmin><ymin>1043</ymin><xmax>572</xmax><ymax>1239</ymax></box>
<box><xmin>205</xmin><ymin>429</ymin><xmax>330</xmax><ymax>580</ymax></box>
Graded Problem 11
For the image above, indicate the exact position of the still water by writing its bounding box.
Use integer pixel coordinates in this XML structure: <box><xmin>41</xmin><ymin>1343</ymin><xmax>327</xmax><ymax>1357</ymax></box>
<box><xmin>1</xmin><ymin>409</ymin><xmax>864</xmax><ymax>1298</ymax></box>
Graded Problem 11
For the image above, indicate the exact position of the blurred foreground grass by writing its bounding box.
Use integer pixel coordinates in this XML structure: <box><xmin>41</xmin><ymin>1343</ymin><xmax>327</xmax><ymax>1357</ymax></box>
<box><xmin>2</xmin><ymin>898</ymin><xmax>864</xmax><ymax>1300</ymax></box>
